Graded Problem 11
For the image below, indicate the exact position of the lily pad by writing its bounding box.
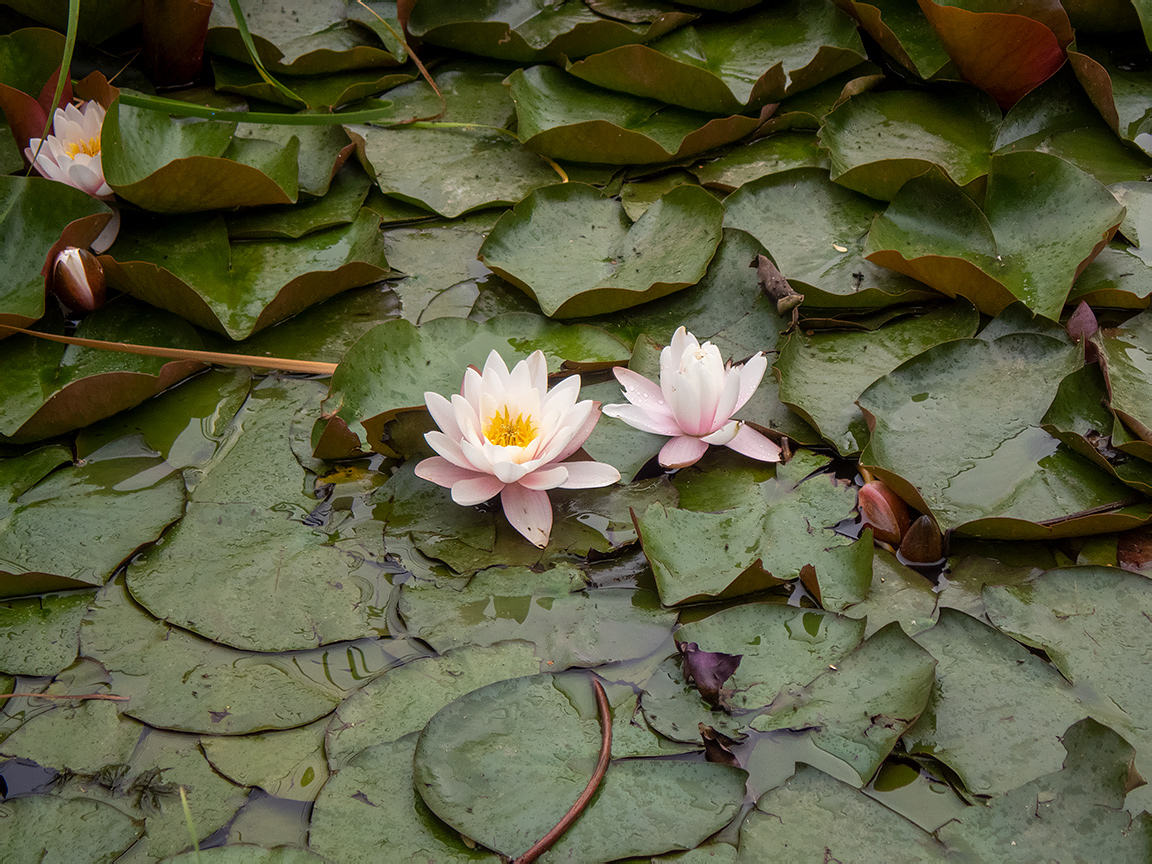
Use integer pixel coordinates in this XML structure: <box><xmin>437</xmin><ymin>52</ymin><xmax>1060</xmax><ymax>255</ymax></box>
<box><xmin>509</xmin><ymin>65</ymin><xmax>762</xmax><ymax>165</ymax></box>
<box><xmin>723</xmin><ymin>168</ymin><xmax>939</xmax><ymax>309</ymax></box>
<box><xmin>210</xmin><ymin>56</ymin><xmax>414</xmax><ymax>110</ymax></box>
<box><xmin>936</xmin><ymin>718</ymin><xmax>1152</xmax><ymax>860</ymax></box>
<box><xmin>739</xmin><ymin>764</ymin><xmax>948</xmax><ymax>862</ymax></box>
<box><xmin>859</xmin><ymin>331</ymin><xmax>1152</xmax><ymax>537</ymax></box>
<box><xmin>348</xmin><ymin>62</ymin><xmax>564</xmax><ymax>218</ymax></box>
<box><xmin>835</xmin><ymin>0</ymin><xmax>953</xmax><ymax>80</ymax></box>
<box><xmin>866</xmin><ymin>154</ymin><xmax>1124</xmax><ymax>318</ymax></box>
<box><xmin>311</xmin><ymin>733</ymin><xmax>500</xmax><ymax>864</ymax></box>
<box><xmin>638</xmin><ymin>449</ymin><xmax>869</xmax><ymax>605</ymax></box>
<box><xmin>126</xmin><ymin>377</ymin><xmax>393</xmax><ymax>652</ymax></box>
<box><xmin>81</xmin><ymin>574</ymin><xmax>382</xmax><ymax>734</ymax></box>
<box><xmin>202</xmin><ymin>719</ymin><xmax>329</xmax><ymax>802</ymax></box>
<box><xmin>321</xmin><ymin>312</ymin><xmax>629</xmax><ymax>454</ymax></box>
<box><xmin>225</xmin><ymin>163</ymin><xmax>373</xmax><ymax>240</ymax></box>
<box><xmin>478</xmin><ymin>182</ymin><xmax>723</xmax><ymax>318</ymax></box>
<box><xmin>0</xmin><ymin>796</ymin><xmax>143</xmax><ymax>863</ymax></box>
<box><xmin>1098</xmin><ymin>310</ymin><xmax>1152</xmax><ymax>446</ymax></box>
<box><xmin>565</xmin><ymin>2</ymin><xmax>866</xmax><ymax>114</ymax></box>
<box><xmin>414</xmin><ymin>672</ymin><xmax>746</xmax><ymax>861</ymax></box>
<box><xmin>690</xmin><ymin>131</ymin><xmax>829</xmax><ymax>192</ymax></box>
<box><xmin>903</xmin><ymin>608</ymin><xmax>1088</xmax><ymax>796</ymax></box>
<box><xmin>0</xmin><ymin>439</ymin><xmax>185</xmax><ymax>599</ymax></box>
<box><xmin>103</xmin><ymin>208</ymin><xmax>391</xmax><ymax>340</ymax></box>
<box><xmin>206</xmin><ymin>0</ymin><xmax>405</xmax><ymax>74</ymax></box>
<box><xmin>0</xmin><ymin>588</ymin><xmax>97</xmax><ymax>676</ymax></box>
<box><xmin>102</xmin><ymin>99</ymin><xmax>300</xmax><ymax>212</ymax></box>
<box><xmin>1069</xmin><ymin>37</ymin><xmax>1152</xmax><ymax>153</ymax></box>
<box><xmin>407</xmin><ymin>0</ymin><xmax>694</xmax><ymax>62</ymax></box>
<box><xmin>751</xmin><ymin>622</ymin><xmax>936</xmax><ymax>782</ymax></box>
<box><xmin>819</xmin><ymin>85</ymin><xmax>1000</xmax><ymax>200</ymax></box>
<box><xmin>775</xmin><ymin>302</ymin><xmax>980</xmax><ymax>454</ymax></box>
<box><xmin>398</xmin><ymin>564</ymin><xmax>675</xmax><ymax>666</ymax></box>
<box><xmin>0</xmin><ymin>175</ymin><xmax>112</xmax><ymax>330</ymax></box>
<box><xmin>381</xmin><ymin>216</ymin><xmax>495</xmax><ymax>323</ymax></box>
<box><xmin>325</xmin><ymin>641</ymin><xmax>543</xmax><ymax>768</ymax></box>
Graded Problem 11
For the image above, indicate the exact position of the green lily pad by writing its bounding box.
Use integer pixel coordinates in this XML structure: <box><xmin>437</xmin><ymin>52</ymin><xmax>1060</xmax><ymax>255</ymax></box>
<box><xmin>322</xmin><ymin>312</ymin><xmax>628</xmax><ymax>454</ymax></box>
<box><xmin>1068</xmin><ymin>242</ymin><xmax>1152</xmax><ymax>309</ymax></box>
<box><xmin>225</xmin><ymin>163</ymin><xmax>373</xmax><ymax>240</ymax></box>
<box><xmin>903</xmin><ymin>608</ymin><xmax>1089</xmax><ymax>796</ymax></box>
<box><xmin>0</xmin><ymin>439</ymin><xmax>185</xmax><ymax>599</ymax></box>
<box><xmin>202</xmin><ymin>719</ymin><xmax>329</xmax><ymax>802</ymax></box>
<box><xmin>103</xmin><ymin>99</ymin><xmax>300</xmax><ymax>212</ymax></box>
<box><xmin>565</xmin><ymin>2</ymin><xmax>865</xmax><ymax>114</ymax></box>
<box><xmin>775</xmin><ymin>302</ymin><xmax>980</xmax><ymax>454</ymax></box>
<box><xmin>0</xmin><ymin>175</ymin><xmax>112</xmax><ymax>330</ymax></box>
<box><xmin>206</xmin><ymin>0</ymin><xmax>405</xmax><ymax>74</ymax></box>
<box><xmin>723</xmin><ymin>168</ymin><xmax>939</xmax><ymax>309</ymax></box>
<box><xmin>509</xmin><ymin>66</ymin><xmax>762</xmax><ymax>165</ymax></box>
<box><xmin>348</xmin><ymin>62</ymin><xmax>565</xmax><ymax>218</ymax></box>
<box><xmin>866</xmin><ymin>154</ymin><xmax>1124</xmax><ymax>319</ymax></box>
<box><xmin>161</xmin><ymin>847</ymin><xmax>328</xmax><ymax>864</ymax></box>
<box><xmin>210</xmin><ymin>56</ymin><xmax>415</xmax><ymax>110</ymax></box>
<box><xmin>478</xmin><ymin>182</ymin><xmax>723</xmax><ymax>318</ymax></box>
<box><xmin>994</xmin><ymin>67</ymin><xmax>1152</xmax><ymax>186</ymax></box>
<box><xmin>690</xmin><ymin>131</ymin><xmax>829</xmax><ymax>192</ymax></box>
<box><xmin>0</xmin><ymin>796</ymin><xmax>143</xmax><ymax>863</ymax></box>
<box><xmin>751</xmin><ymin>622</ymin><xmax>936</xmax><ymax>782</ymax></box>
<box><xmin>398</xmin><ymin>564</ymin><xmax>675</xmax><ymax>665</ymax></box>
<box><xmin>311</xmin><ymin>733</ymin><xmax>500</xmax><ymax>864</ymax></box>
<box><xmin>859</xmin><ymin>331</ymin><xmax>1152</xmax><ymax>537</ymax></box>
<box><xmin>407</xmin><ymin>0</ymin><xmax>694</xmax><ymax>62</ymax></box>
<box><xmin>81</xmin><ymin>574</ymin><xmax>388</xmax><ymax>734</ymax></box>
<box><xmin>1069</xmin><ymin>37</ymin><xmax>1152</xmax><ymax>153</ymax></box>
<box><xmin>0</xmin><ymin>588</ymin><xmax>96</xmax><ymax>676</ymax></box>
<box><xmin>1098</xmin><ymin>310</ymin><xmax>1152</xmax><ymax>446</ymax></box>
<box><xmin>983</xmin><ymin>565</ymin><xmax>1152</xmax><ymax>794</ymax></box>
<box><xmin>325</xmin><ymin>641</ymin><xmax>543</xmax><ymax>768</ymax></box>
<box><xmin>126</xmin><ymin>377</ymin><xmax>393</xmax><ymax>652</ymax></box>
<box><xmin>936</xmin><ymin>718</ymin><xmax>1152</xmax><ymax>860</ymax></box>
<box><xmin>638</xmin><ymin>450</ymin><xmax>869</xmax><ymax>605</ymax></box>
<box><xmin>739</xmin><ymin>763</ymin><xmax>947</xmax><ymax>862</ymax></box>
<box><xmin>835</xmin><ymin>0</ymin><xmax>953</xmax><ymax>80</ymax></box>
<box><xmin>641</xmin><ymin>602</ymin><xmax>867</xmax><ymax>741</ymax></box>
<box><xmin>819</xmin><ymin>85</ymin><xmax>1000</xmax><ymax>200</ymax></box>
<box><xmin>843</xmin><ymin>549</ymin><xmax>939</xmax><ymax>638</ymax></box>
<box><xmin>104</xmin><ymin>208</ymin><xmax>391</xmax><ymax>340</ymax></box>
<box><xmin>414</xmin><ymin>672</ymin><xmax>746</xmax><ymax>861</ymax></box>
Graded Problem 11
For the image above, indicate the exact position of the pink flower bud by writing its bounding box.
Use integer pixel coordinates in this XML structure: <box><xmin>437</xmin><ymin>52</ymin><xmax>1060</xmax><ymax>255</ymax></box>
<box><xmin>858</xmin><ymin>480</ymin><xmax>911</xmax><ymax>545</ymax></box>
<box><xmin>52</xmin><ymin>246</ymin><xmax>105</xmax><ymax>312</ymax></box>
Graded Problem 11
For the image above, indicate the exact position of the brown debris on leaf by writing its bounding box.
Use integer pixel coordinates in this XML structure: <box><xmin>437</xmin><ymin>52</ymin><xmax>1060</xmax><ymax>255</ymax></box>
<box><xmin>753</xmin><ymin>254</ymin><xmax>804</xmax><ymax>328</ymax></box>
<box><xmin>678</xmin><ymin>641</ymin><xmax>741</xmax><ymax>712</ymax></box>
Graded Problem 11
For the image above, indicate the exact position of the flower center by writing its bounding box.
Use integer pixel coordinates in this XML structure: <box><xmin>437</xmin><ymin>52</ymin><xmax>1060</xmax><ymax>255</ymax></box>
<box><xmin>484</xmin><ymin>406</ymin><xmax>537</xmax><ymax>448</ymax></box>
<box><xmin>64</xmin><ymin>136</ymin><xmax>100</xmax><ymax>159</ymax></box>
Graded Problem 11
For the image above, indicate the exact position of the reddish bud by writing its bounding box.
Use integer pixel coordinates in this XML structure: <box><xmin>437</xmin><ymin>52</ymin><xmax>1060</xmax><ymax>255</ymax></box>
<box><xmin>898</xmin><ymin>515</ymin><xmax>944</xmax><ymax>565</ymax></box>
<box><xmin>858</xmin><ymin>480</ymin><xmax>911</xmax><ymax>545</ymax></box>
<box><xmin>52</xmin><ymin>246</ymin><xmax>105</xmax><ymax>312</ymax></box>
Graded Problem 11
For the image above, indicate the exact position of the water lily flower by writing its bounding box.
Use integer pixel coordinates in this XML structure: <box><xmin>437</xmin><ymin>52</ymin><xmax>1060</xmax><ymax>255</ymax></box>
<box><xmin>24</xmin><ymin>101</ymin><xmax>112</xmax><ymax>198</ymax></box>
<box><xmin>603</xmin><ymin>326</ymin><xmax>782</xmax><ymax>469</ymax></box>
<box><xmin>414</xmin><ymin>350</ymin><xmax>621</xmax><ymax>548</ymax></box>
<box><xmin>52</xmin><ymin>246</ymin><xmax>106</xmax><ymax>312</ymax></box>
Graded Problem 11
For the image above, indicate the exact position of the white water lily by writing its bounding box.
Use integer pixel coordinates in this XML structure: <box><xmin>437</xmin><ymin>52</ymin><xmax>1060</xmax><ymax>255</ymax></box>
<box><xmin>414</xmin><ymin>350</ymin><xmax>621</xmax><ymax>548</ymax></box>
<box><xmin>603</xmin><ymin>326</ymin><xmax>782</xmax><ymax>469</ymax></box>
<box><xmin>24</xmin><ymin>101</ymin><xmax>112</xmax><ymax>198</ymax></box>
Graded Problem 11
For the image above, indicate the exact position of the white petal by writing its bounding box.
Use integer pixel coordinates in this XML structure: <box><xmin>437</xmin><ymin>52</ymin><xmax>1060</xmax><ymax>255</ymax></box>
<box><xmin>492</xmin><ymin>459</ymin><xmax>530</xmax><ymax>484</ymax></box>
<box><xmin>425</xmin><ymin>430</ymin><xmax>476</xmax><ymax>470</ymax></box>
<box><xmin>733</xmin><ymin>353</ymin><xmax>768</xmax><ymax>412</ymax></box>
<box><xmin>526</xmin><ymin>350</ymin><xmax>548</xmax><ymax>395</ymax></box>
<box><xmin>500</xmin><ymin>484</ymin><xmax>553</xmax><ymax>548</ymax></box>
<box><xmin>558</xmin><ymin>460</ymin><xmax>620</xmax><ymax>489</ymax></box>
<box><xmin>482</xmin><ymin>350</ymin><xmax>512</xmax><ymax>389</ymax></box>
<box><xmin>658</xmin><ymin>436</ymin><xmax>710</xmax><ymax>469</ymax></box>
<box><xmin>601</xmin><ymin>402</ymin><xmax>682</xmax><ymax>436</ymax></box>
<box><xmin>451</xmin><ymin>474</ymin><xmax>505</xmax><ymax>506</ymax></box>
<box><xmin>708</xmin><ymin>369</ymin><xmax>742</xmax><ymax>434</ymax></box>
<box><xmin>726</xmin><ymin>424</ymin><xmax>783</xmax><ymax>463</ymax></box>
<box><xmin>701</xmin><ymin>419</ymin><xmax>740</xmax><ymax>446</ymax></box>
<box><xmin>518</xmin><ymin>465</ymin><xmax>569</xmax><ymax>490</ymax></box>
<box><xmin>425</xmin><ymin>391</ymin><xmax>462</xmax><ymax>439</ymax></box>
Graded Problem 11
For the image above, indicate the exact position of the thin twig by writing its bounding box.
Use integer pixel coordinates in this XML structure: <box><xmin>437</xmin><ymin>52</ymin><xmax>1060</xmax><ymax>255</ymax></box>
<box><xmin>0</xmin><ymin>325</ymin><xmax>338</xmax><ymax>375</ymax></box>
<box><xmin>0</xmin><ymin>692</ymin><xmax>129</xmax><ymax>701</ymax></box>
<box><xmin>512</xmin><ymin>677</ymin><xmax>612</xmax><ymax>864</ymax></box>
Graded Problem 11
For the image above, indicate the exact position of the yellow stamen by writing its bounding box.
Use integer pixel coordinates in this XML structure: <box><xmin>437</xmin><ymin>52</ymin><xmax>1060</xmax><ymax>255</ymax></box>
<box><xmin>484</xmin><ymin>406</ymin><xmax>537</xmax><ymax>448</ymax></box>
<box><xmin>64</xmin><ymin>136</ymin><xmax>100</xmax><ymax>159</ymax></box>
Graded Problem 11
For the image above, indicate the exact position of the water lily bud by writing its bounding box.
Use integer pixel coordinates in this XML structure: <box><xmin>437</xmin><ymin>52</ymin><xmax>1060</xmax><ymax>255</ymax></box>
<box><xmin>52</xmin><ymin>246</ymin><xmax>106</xmax><ymax>312</ymax></box>
<box><xmin>899</xmin><ymin>515</ymin><xmax>944</xmax><ymax>565</ymax></box>
<box><xmin>858</xmin><ymin>479</ymin><xmax>911</xmax><ymax>545</ymax></box>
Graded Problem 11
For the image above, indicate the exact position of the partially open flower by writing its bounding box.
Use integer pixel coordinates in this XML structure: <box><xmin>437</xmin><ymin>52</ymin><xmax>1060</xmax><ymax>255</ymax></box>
<box><xmin>52</xmin><ymin>246</ymin><xmax>106</xmax><ymax>312</ymax></box>
<box><xmin>414</xmin><ymin>350</ymin><xmax>621</xmax><ymax>548</ymax></box>
<box><xmin>602</xmin><ymin>326</ymin><xmax>782</xmax><ymax>469</ymax></box>
<box><xmin>24</xmin><ymin>101</ymin><xmax>112</xmax><ymax>198</ymax></box>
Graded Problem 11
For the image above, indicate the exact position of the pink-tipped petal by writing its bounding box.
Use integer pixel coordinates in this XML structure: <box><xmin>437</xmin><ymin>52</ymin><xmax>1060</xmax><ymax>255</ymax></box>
<box><xmin>725</xmin><ymin>423</ymin><xmax>782</xmax><ymax>463</ymax></box>
<box><xmin>659</xmin><ymin>435</ymin><xmax>710</xmax><ymax>469</ymax></box>
<box><xmin>666</xmin><ymin>373</ymin><xmax>710</xmax><ymax>436</ymax></box>
<box><xmin>492</xmin><ymin>459</ymin><xmax>530</xmax><ymax>484</ymax></box>
<box><xmin>612</xmin><ymin>366</ymin><xmax>672</xmax><ymax>415</ymax></box>
<box><xmin>414</xmin><ymin>456</ymin><xmax>485</xmax><ymax>489</ymax></box>
<box><xmin>558</xmin><ymin>460</ymin><xmax>620</xmax><ymax>489</ymax></box>
<box><xmin>518</xmin><ymin>465</ymin><xmax>569</xmax><ymax>490</ymax></box>
<box><xmin>601</xmin><ymin>402</ymin><xmax>683</xmax><ymax>436</ymax></box>
<box><xmin>550</xmin><ymin>401</ymin><xmax>600</xmax><ymax>463</ymax></box>
<box><xmin>501</xmin><ymin>484</ymin><xmax>553</xmax><ymax>548</ymax></box>
<box><xmin>450</xmin><ymin>474</ymin><xmax>506</xmax><ymax>506</ymax></box>
<box><xmin>701</xmin><ymin>419</ymin><xmax>739</xmax><ymax>446</ymax></box>
<box><xmin>424</xmin><ymin>430</ymin><xmax>476</xmax><ymax>470</ymax></box>
<box><xmin>733</xmin><ymin>353</ymin><xmax>768</xmax><ymax>412</ymax></box>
